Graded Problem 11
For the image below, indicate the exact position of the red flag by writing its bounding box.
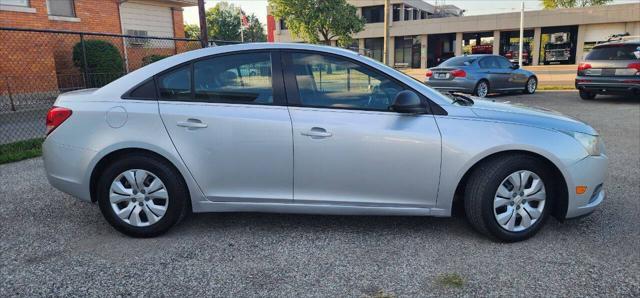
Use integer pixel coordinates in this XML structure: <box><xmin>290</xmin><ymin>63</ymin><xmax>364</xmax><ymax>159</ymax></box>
<box><xmin>241</xmin><ymin>13</ymin><xmax>249</xmax><ymax>28</ymax></box>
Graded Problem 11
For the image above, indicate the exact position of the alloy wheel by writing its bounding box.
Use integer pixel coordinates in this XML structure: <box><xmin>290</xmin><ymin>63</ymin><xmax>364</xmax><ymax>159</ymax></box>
<box><xmin>493</xmin><ymin>170</ymin><xmax>546</xmax><ymax>232</ymax></box>
<box><xmin>477</xmin><ymin>81</ymin><xmax>488</xmax><ymax>97</ymax></box>
<box><xmin>527</xmin><ymin>78</ymin><xmax>537</xmax><ymax>93</ymax></box>
<box><xmin>109</xmin><ymin>169</ymin><xmax>169</xmax><ymax>227</ymax></box>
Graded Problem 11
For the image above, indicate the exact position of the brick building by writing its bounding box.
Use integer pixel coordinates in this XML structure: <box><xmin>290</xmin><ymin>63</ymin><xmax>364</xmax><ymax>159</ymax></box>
<box><xmin>0</xmin><ymin>0</ymin><xmax>197</xmax><ymax>109</ymax></box>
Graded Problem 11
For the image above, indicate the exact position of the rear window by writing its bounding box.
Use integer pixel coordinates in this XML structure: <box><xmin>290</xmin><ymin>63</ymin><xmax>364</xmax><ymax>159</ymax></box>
<box><xmin>585</xmin><ymin>44</ymin><xmax>640</xmax><ymax>61</ymax></box>
<box><xmin>439</xmin><ymin>56</ymin><xmax>476</xmax><ymax>67</ymax></box>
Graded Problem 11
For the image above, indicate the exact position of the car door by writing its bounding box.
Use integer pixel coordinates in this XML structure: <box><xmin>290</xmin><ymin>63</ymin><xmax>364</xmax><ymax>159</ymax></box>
<box><xmin>158</xmin><ymin>51</ymin><xmax>293</xmax><ymax>203</ymax></box>
<box><xmin>483</xmin><ymin>56</ymin><xmax>511</xmax><ymax>90</ymax></box>
<box><xmin>495</xmin><ymin>56</ymin><xmax>526</xmax><ymax>89</ymax></box>
<box><xmin>283</xmin><ymin>51</ymin><xmax>442</xmax><ymax>207</ymax></box>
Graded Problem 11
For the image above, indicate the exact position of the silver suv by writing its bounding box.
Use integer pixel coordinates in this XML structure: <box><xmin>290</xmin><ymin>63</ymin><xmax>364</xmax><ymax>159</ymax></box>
<box><xmin>575</xmin><ymin>38</ymin><xmax>640</xmax><ymax>100</ymax></box>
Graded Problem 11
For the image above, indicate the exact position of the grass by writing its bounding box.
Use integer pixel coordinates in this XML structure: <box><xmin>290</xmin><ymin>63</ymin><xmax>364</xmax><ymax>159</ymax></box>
<box><xmin>537</xmin><ymin>85</ymin><xmax>575</xmax><ymax>90</ymax></box>
<box><xmin>436</xmin><ymin>273</ymin><xmax>465</xmax><ymax>288</ymax></box>
<box><xmin>0</xmin><ymin>138</ymin><xmax>44</xmax><ymax>165</ymax></box>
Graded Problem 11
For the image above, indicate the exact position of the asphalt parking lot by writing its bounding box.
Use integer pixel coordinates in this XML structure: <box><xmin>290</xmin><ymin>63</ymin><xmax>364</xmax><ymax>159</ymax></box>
<box><xmin>1</xmin><ymin>91</ymin><xmax>638</xmax><ymax>297</ymax></box>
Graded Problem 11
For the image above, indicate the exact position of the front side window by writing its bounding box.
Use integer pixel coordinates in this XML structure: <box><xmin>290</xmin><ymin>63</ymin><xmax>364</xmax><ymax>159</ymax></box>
<box><xmin>48</xmin><ymin>0</ymin><xmax>75</xmax><ymax>17</ymax></box>
<box><xmin>496</xmin><ymin>56</ymin><xmax>514</xmax><ymax>68</ymax></box>
<box><xmin>291</xmin><ymin>53</ymin><xmax>404</xmax><ymax>111</ymax></box>
<box><xmin>3</xmin><ymin>0</ymin><xmax>29</xmax><ymax>7</ymax></box>
<box><xmin>158</xmin><ymin>65</ymin><xmax>191</xmax><ymax>100</ymax></box>
<box><xmin>479</xmin><ymin>57</ymin><xmax>500</xmax><ymax>69</ymax></box>
<box><xmin>194</xmin><ymin>52</ymin><xmax>273</xmax><ymax>104</ymax></box>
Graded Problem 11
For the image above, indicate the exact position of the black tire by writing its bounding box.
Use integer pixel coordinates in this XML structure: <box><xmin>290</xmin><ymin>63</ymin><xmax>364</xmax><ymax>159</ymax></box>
<box><xmin>523</xmin><ymin>76</ymin><xmax>537</xmax><ymax>94</ymax></box>
<box><xmin>473</xmin><ymin>80</ymin><xmax>490</xmax><ymax>98</ymax></box>
<box><xmin>579</xmin><ymin>90</ymin><xmax>597</xmax><ymax>100</ymax></box>
<box><xmin>97</xmin><ymin>153</ymin><xmax>189</xmax><ymax>237</ymax></box>
<box><xmin>463</xmin><ymin>154</ymin><xmax>555</xmax><ymax>242</ymax></box>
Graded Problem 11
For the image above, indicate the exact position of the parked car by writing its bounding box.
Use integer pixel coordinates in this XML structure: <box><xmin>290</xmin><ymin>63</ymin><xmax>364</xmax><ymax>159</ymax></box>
<box><xmin>425</xmin><ymin>54</ymin><xmax>538</xmax><ymax>98</ymax></box>
<box><xmin>575</xmin><ymin>38</ymin><xmax>640</xmax><ymax>100</ymax></box>
<box><xmin>43</xmin><ymin>43</ymin><xmax>607</xmax><ymax>242</ymax></box>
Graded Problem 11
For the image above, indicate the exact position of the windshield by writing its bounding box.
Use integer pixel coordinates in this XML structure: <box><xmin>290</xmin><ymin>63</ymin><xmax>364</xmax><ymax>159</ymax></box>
<box><xmin>586</xmin><ymin>44</ymin><xmax>640</xmax><ymax>60</ymax></box>
<box><xmin>438</xmin><ymin>56</ymin><xmax>477</xmax><ymax>67</ymax></box>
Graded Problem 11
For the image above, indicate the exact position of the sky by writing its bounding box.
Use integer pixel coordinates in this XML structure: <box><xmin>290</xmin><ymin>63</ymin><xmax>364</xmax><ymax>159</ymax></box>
<box><xmin>183</xmin><ymin>0</ymin><xmax>640</xmax><ymax>26</ymax></box>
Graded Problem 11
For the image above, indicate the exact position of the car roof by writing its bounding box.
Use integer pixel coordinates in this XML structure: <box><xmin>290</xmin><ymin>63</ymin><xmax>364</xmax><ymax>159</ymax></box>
<box><xmin>594</xmin><ymin>39</ymin><xmax>640</xmax><ymax>48</ymax></box>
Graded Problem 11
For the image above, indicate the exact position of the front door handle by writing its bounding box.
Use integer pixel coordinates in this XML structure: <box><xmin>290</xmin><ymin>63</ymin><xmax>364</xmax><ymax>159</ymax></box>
<box><xmin>301</xmin><ymin>127</ymin><xmax>332</xmax><ymax>138</ymax></box>
<box><xmin>177</xmin><ymin>118</ymin><xmax>208</xmax><ymax>129</ymax></box>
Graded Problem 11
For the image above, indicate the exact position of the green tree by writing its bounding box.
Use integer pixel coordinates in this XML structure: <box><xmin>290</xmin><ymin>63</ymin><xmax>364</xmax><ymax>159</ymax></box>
<box><xmin>542</xmin><ymin>0</ymin><xmax>613</xmax><ymax>9</ymax></box>
<box><xmin>206</xmin><ymin>2</ymin><xmax>241</xmax><ymax>41</ymax></box>
<box><xmin>268</xmin><ymin>0</ymin><xmax>364</xmax><ymax>46</ymax></box>
<box><xmin>184</xmin><ymin>24</ymin><xmax>200</xmax><ymax>39</ymax></box>
<box><xmin>244</xmin><ymin>14</ymin><xmax>267</xmax><ymax>42</ymax></box>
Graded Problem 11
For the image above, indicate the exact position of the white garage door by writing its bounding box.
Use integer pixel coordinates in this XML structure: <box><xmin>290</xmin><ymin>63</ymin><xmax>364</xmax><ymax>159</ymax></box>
<box><xmin>120</xmin><ymin>2</ymin><xmax>174</xmax><ymax>38</ymax></box>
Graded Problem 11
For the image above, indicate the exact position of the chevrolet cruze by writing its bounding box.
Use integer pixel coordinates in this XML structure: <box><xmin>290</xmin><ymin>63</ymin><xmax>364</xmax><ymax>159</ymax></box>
<box><xmin>43</xmin><ymin>43</ymin><xmax>607</xmax><ymax>242</ymax></box>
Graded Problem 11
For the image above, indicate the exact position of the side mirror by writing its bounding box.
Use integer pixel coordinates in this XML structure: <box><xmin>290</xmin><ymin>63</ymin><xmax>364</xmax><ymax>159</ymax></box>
<box><xmin>391</xmin><ymin>90</ymin><xmax>427</xmax><ymax>114</ymax></box>
<box><xmin>511</xmin><ymin>64</ymin><xmax>520</xmax><ymax>69</ymax></box>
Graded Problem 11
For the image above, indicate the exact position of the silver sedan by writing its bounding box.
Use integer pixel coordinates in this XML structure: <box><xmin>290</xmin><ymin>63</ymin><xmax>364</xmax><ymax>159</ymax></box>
<box><xmin>425</xmin><ymin>54</ymin><xmax>538</xmax><ymax>98</ymax></box>
<box><xmin>43</xmin><ymin>43</ymin><xmax>606</xmax><ymax>242</ymax></box>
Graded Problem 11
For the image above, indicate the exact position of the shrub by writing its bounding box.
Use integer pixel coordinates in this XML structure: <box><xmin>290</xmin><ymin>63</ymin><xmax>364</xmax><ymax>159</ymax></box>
<box><xmin>142</xmin><ymin>54</ymin><xmax>170</xmax><ymax>66</ymax></box>
<box><xmin>72</xmin><ymin>40</ymin><xmax>125</xmax><ymax>87</ymax></box>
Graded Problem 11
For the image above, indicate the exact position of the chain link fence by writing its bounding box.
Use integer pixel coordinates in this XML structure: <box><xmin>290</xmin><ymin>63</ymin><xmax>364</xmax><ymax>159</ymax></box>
<box><xmin>0</xmin><ymin>27</ymin><xmax>202</xmax><ymax>145</ymax></box>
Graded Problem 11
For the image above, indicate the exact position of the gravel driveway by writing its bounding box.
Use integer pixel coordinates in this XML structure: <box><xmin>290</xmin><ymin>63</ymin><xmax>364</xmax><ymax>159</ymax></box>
<box><xmin>1</xmin><ymin>91</ymin><xmax>638</xmax><ymax>297</ymax></box>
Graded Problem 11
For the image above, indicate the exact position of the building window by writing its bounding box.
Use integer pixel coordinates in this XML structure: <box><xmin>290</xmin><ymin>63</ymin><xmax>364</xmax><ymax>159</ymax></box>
<box><xmin>361</xmin><ymin>5</ymin><xmax>384</xmax><ymax>23</ymax></box>
<box><xmin>392</xmin><ymin>4</ymin><xmax>400</xmax><ymax>22</ymax></box>
<box><xmin>126</xmin><ymin>30</ymin><xmax>149</xmax><ymax>47</ymax></box>
<box><xmin>404</xmin><ymin>7</ymin><xmax>411</xmax><ymax>21</ymax></box>
<box><xmin>47</xmin><ymin>0</ymin><xmax>75</xmax><ymax>17</ymax></box>
<box><xmin>364</xmin><ymin>38</ymin><xmax>384</xmax><ymax>62</ymax></box>
<box><xmin>395</xmin><ymin>36</ymin><xmax>421</xmax><ymax>68</ymax></box>
<box><xmin>3</xmin><ymin>0</ymin><xmax>29</xmax><ymax>6</ymax></box>
<box><xmin>279</xmin><ymin>19</ymin><xmax>287</xmax><ymax>30</ymax></box>
<box><xmin>421</xmin><ymin>11</ymin><xmax>427</xmax><ymax>19</ymax></box>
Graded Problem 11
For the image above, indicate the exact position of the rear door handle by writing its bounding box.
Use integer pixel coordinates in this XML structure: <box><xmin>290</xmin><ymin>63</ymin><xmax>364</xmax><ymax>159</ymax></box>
<box><xmin>301</xmin><ymin>127</ymin><xmax>332</xmax><ymax>138</ymax></box>
<box><xmin>177</xmin><ymin>118</ymin><xmax>208</xmax><ymax>129</ymax></box>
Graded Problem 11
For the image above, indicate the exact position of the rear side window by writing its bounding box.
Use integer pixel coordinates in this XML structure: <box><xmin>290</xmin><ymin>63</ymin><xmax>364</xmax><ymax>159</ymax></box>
<box><xmin>126</xmin><ymin>79</ymin><xmax>156</xmax><ymax>99</ymax></box>
<box><xmin>193</xmin><ymin>52</ymin><xmax>273</xmax><ymax>104</ymax></box>
<box><xmin>158</xmin><ymin>65</ymin><xmax>191</xmax><ymax>100</ymax></box>
<box><xmin>585</xmin><ymin>45</ymin><xmax>640</xmax><ymax>61</ymax></box>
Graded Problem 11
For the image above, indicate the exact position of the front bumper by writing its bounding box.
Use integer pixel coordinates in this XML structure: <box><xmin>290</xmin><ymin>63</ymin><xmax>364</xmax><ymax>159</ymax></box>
<box><xmin>575</xmin><ymin>76</ymin><xmax>640</xmax><ymax>95</ymax></box>
<box><xmin>564</xmin><ymin>154</ymin><xmax>608</xmax><ymax>218</ymax></box>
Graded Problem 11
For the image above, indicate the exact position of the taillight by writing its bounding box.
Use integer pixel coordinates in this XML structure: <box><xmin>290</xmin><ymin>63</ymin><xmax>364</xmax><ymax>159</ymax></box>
<box><xmin>451</xmin><ymin>69</ymin><xmax>466</xmax><ymax>78</ymax></box>
<box><xmin>628</xmin><ymin>62</ymin><xmax>640</xmax><ymax>75</ymax></box>
<box><xmin>577</xmin><ymin>63</ymin><xmax>591</xmax><ymax>75</ymax></box>
<box><xmin>46</xmin><ymin>106</ymin><xmax>72</xmax><ymax>136</ymax></box>
<box><xmin>425</xmin><ymin>69</ymin><xmax>433</xmax><ymax>77</ymax></box>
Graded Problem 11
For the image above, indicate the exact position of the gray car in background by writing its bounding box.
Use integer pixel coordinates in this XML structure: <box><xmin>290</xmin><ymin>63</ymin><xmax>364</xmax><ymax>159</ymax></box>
<box><xmin>575</xmin><ymin>38</ymin><xmax>640</xmax><ymax>100</ymax></box>
<box><xmin>425</xmin><ymin>54</ymin><xmax>538</xmax><ymax>98</ymax></box>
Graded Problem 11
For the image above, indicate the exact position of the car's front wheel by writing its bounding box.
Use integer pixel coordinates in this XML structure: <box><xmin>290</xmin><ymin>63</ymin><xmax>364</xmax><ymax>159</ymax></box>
<box><xmin>97</xmin><ymin>153</ymin><xmax>189</xmax><ymax>237</ymax></box>
<box><xmin>464</xmin><ymin>154</ymin><xmax>552</xmax><ymax>242</ymax></box>
<box><xmin>579</xmin><ymin>90</ymin><xmax>597</xmax><ymax>100</ymax></box>
<box><xmin>524</xmin><ymin>77</ymin><xmax>537</xmax><ymax>94</ymax></box>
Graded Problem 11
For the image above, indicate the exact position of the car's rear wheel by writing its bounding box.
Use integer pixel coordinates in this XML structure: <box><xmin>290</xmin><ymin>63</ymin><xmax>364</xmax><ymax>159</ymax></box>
<box><xmin>579</xmin><ymin>90</ymin><xmax>597</xmax><ymax>100</ymax></box>
<box><xmin>97</xmin><ymin>153</ymin><xmax>189</xmax><ymax>237</ymax></box>
<box><xmin>464</xmin><ymin>154</ymin><xmax>552</xmax><ymax>242</ymax></box>
<box><xmin>474</xmin><ymin>80</ymin><xmax>490</xmax><ymax>98</ymax></box>
<box><xmin>524</xmin><ymin>77</ymin><xmax>537</xmax><ymax>94</ymax></box>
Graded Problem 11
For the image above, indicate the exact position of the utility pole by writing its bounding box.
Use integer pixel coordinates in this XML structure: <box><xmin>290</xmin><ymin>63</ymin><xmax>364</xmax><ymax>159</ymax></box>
<box><xmin>518</xmin><ymin>1</ymin><xmax>524</xmax><ymax>67</ymax></box>
<box><xmin>198</xmin><ymin>0</ymin><xmax>208</xmax><ymax>48</ymax></box>
<box><xmin>383</xmin><ymin>0</ymin><xmax>390</xmax><ymax>65</ymax></box>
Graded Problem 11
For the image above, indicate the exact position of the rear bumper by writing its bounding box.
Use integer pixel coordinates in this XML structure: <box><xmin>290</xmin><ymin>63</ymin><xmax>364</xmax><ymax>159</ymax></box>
<box><xmin>575</xmin><ymin>76</ymin><xmax>640</xmax><ymax>94</ymax></box>
<box><xmin>425</xmin><ymin>78</ymin><xmax>477</xmax><ymax>93</ymax></box>
<box><xmin>564</xmin><ymin>154</ymin><xmax>608</xmax><ymax>219</ymax></box>
<box><xmin>43</xmin><ymin>137</ymin><xmax>95</xmax><ymax>202</ymax></box>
